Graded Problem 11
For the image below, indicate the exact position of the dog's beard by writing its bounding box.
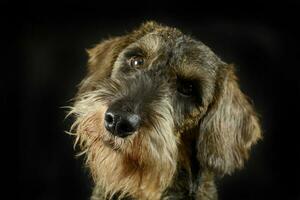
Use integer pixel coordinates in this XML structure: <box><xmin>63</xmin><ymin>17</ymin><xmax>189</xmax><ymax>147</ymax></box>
<box><xmin>69</xmin><ymin>87</ymin><xmax>178</xmax><ymax>200</ymax></box>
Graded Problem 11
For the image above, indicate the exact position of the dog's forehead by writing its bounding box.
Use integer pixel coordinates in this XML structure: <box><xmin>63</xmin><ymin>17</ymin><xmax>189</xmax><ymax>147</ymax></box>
<box><xmin>137</xmin><ymin>32</ymin><xmax>221</xmax><ymax>72</ymax></box>
<box><xmin>137</xmin><ymin>31</ymin><xmax>221</xmax><ymax>62</ymax></box>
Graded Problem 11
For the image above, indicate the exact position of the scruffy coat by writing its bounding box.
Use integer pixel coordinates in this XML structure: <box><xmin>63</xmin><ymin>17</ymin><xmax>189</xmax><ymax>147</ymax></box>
<box><xmin>68</xmin><ymin>21</ymin><xmax>261</xmax><ymax>200</ymax></box>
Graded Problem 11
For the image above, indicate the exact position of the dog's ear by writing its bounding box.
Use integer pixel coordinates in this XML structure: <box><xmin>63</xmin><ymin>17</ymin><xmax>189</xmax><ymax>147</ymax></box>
<box><xmin>86</xmin><ymin>37</ymin><xmax>127</xmax><ymax>74</ymax></box>
<box><xmin>77</xmin><ymin>36</ymin><xmax>128</xmax><ymax>94</ymax></box>
<box><xmin>197</xmin><ymin>65</ymin><xmax>261</xmax><ymax>175</ymax></box>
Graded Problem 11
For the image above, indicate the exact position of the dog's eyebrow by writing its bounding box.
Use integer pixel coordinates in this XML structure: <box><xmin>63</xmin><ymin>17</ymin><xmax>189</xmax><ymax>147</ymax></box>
<box><xmin>174</xmin><ymin>64</ymin><xmax>207</xmax><ymax>82</ymax></box>
<box><xmin>123</xmin><ymin>47</ymin><xmax>146</xmax><ymax>58</ymax></box>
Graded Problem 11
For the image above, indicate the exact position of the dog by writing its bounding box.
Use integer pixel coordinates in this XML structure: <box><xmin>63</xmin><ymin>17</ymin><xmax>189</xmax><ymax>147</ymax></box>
<box><xmin>68</xmin><ymin>21</ymin><xmax>261</xmax><ymax>200</ymax></box>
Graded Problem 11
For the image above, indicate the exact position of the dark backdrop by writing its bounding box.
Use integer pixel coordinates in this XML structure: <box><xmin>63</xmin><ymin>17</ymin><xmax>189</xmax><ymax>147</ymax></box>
<box><xmin>15</xmin><ymin>2</ymin><xmax>300</xmax><ymax>200</ymax></box>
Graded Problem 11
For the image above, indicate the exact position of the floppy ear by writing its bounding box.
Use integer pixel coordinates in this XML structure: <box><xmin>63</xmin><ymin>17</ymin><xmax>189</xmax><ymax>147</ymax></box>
<box><xmin>78</xmin><ymin>36</ymin><xmax>128</xmax><ymax>94</ymax></box>
<box><xmin>197</xmin><ymin>65</ymin><xmax>261</xmax><ymax>175</ymax></box>
<box><xmin>87</xmin><ymin>37</ymin><xmax>127</xmax><ymax>74</ymax></box>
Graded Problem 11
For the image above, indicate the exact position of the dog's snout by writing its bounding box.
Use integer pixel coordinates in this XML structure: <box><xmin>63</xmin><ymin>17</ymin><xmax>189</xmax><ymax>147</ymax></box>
<box><xmin>104</xmin><ymin>109</ymin><xmax>141</xmax><ymax>138</ymax></box>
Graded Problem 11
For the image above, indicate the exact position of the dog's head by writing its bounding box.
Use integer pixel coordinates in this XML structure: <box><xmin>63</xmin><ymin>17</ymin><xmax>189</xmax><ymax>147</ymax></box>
<box><xmin>69</xmin><ymin>21</ymin><xmax>261</xmax><ymax>199</ymax></box>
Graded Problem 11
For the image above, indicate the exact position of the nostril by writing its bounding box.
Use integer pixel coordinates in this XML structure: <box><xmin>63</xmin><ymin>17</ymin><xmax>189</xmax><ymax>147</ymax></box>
<box><xmin>105</xmin><ymin>112</ymin><xmax>114</xmax><ymax>124</ymax></box>
<box><xmin>104</xmin><ymin>112</ymin><xmax>118</xmax><ymax>134</ymax></box>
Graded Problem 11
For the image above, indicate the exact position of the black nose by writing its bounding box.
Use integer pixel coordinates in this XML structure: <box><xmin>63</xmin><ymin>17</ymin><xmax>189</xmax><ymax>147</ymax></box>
<box><xmin>104</xmin><ymin>109</ymin><xmax>141</xmax><ymax>138</ymax></box>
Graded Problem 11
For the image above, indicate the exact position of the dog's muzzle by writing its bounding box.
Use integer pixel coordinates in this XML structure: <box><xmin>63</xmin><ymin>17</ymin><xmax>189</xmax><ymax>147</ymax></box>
<box><xmin>104</xmin><ymin>107</ymin><xmax>141</xmax><ymax>138</ymax></box>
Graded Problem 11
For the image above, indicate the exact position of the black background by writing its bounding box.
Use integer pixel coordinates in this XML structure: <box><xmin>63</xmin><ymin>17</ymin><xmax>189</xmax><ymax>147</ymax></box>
<box><xmin>13</xmin><ymin>1</ymin><xmax>300</xmax><ymax>200</ymax></box>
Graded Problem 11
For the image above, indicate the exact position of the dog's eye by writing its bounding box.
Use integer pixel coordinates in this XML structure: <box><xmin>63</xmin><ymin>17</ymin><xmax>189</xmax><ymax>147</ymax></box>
<box><xmin>177</xmin><ymin>79</ymin><xmax>195</xmax><ymax>97</ymax></box>
<box><xmin>129</xmin><ymin>56</ymin><xmax>144</xmax><ymax>68</ymax></box>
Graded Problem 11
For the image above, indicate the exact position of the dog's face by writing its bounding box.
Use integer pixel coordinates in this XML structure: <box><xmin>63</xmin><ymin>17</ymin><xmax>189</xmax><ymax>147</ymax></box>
<box><xmin>69</xmin><ymin>22</ymin><xmax>261</xmax><ymax>199</ymax></box>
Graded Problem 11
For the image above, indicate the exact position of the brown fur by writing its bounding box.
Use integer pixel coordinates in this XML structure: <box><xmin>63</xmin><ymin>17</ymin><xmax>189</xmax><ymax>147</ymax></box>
<box><xmin>68</xmin><ymin>21</ymin><xmax>261</xmax><ymax>200</ymax></box>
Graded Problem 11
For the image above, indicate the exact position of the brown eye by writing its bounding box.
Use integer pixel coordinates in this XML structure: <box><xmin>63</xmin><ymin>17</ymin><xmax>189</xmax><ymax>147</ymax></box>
<box><xmin>129</xmin><ymin>56</ymin><xmax>144</xmax><ymax>68</ymax></box>
<box><xmin>177</xmin><ymin>78</ymin><xmax>194</xmax><ymax>97</ymax></box>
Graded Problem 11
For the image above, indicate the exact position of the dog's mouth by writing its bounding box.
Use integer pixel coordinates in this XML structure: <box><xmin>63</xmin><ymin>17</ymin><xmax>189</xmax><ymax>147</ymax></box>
<box><xmin>101</xmin><ymin>125</ymin><xmax>142</xmax><ymax>152</ymax></box>
<box><xmin>101</xmin><ymin>131</ymin><xmax>130</xmax><ymax>151</ymax></box>
<box><xmin>103</xmin><ymin>138</ymin><xmax>122</xmax><ymax>151</ymax></box>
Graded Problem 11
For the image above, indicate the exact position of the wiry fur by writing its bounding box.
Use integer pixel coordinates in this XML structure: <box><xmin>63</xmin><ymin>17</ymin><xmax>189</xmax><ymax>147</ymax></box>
<box><xmin>67</xmin><ymin>21</ymin><xmax>261</xmax><ymax>200</ymax></box>
<box><xmin>69</xmin><ymin>78</ymin><xmax>178</xmax><ymax>200</ymax></box>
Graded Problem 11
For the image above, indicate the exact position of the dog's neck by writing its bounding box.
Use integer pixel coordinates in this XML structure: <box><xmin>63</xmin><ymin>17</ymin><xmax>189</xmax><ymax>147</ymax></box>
<box><xmin>160</xmin><ymin>130</ymin><xmax>217</xmax><ymax>199</ymax></box>
<box><xmin>91</xmin><ymin>130</ymin><xmax>217</xmax><ymax>200</ymax></box>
